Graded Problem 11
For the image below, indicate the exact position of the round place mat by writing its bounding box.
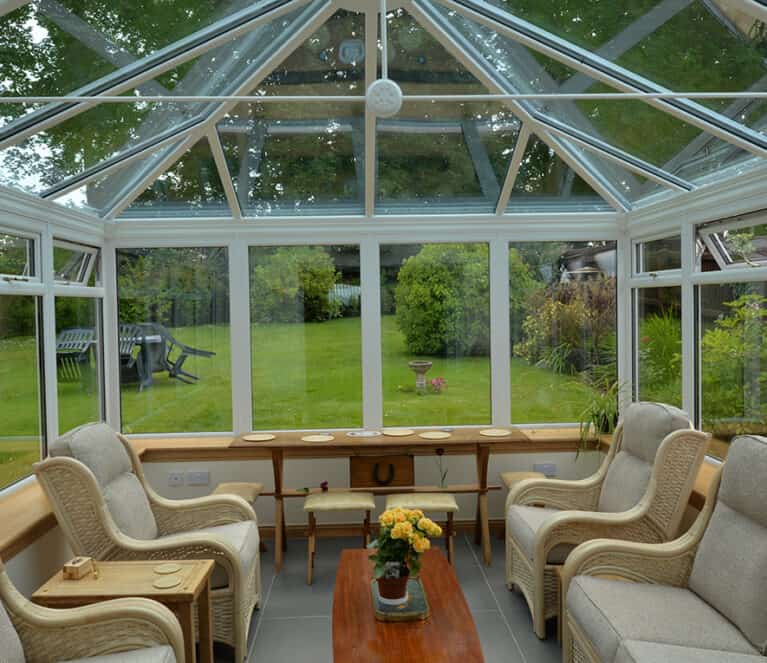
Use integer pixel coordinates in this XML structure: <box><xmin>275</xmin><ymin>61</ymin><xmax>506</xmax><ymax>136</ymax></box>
<box><xmin>301</xmin><ymin>434</ymin><xmax>335</xmax><ymax>443</ymax></box>
<box><xmin>242</xmin><ymin>433</ymin><xmax>276</xmax><ymax>442</ymax></box>
<box><xmin>153</xmin><ymin>563</ymin><xmax>182</xmax><ymax>575</ymax></box>
<box><xmin>383</xmin><ymin>428</ymin><xmax>415</xmax><ymax>437</ymax></box>
<box><xmin>346</xmin><ymin>430</ymin><xmax>382</xmax><ymax>438</ymax></box>
<box><xmin>153</xmin><ymin>575</ymin><xmax>182</xmax><ymax>590</ymax></box>
<box><xmin>418</xmin><ymin>431</ymin><xmax>451</xmax><ymax>440</ymax></box>
<box><xmin>480</xmin><ymin>428</ymin><xmax>513</xmax><ymax>437</ymax></box>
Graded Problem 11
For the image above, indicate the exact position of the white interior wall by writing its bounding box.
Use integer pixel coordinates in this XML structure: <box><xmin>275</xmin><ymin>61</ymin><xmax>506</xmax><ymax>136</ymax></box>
<box><xmin>5</xmin><ymin>527</ymin><xmax>73</xmax><ymax>596</ymax></box>
<box><xmin>140</xmin><ymin>450</ymin><xmax>602</xmax><ymax>526</ymax></box>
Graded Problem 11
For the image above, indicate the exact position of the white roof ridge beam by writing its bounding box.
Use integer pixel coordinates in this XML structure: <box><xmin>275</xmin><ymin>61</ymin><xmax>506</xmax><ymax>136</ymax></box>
<box><xmin>0</xmin><ymin>0</ymin><xmax>307</xmax><ymax>149</ymax></box>
<box><xmin>409</xmin><ymin>0</ymin><xmax>628</xmax><ymax>210</ymax></box>
<box><xmin>441</xmin><ymin>0</ymin><xmax>767</xmax><ymax>157</ymax></box>
<box><xmin>104</xmin><ymin>0</ymin><xmax>336</xmax><ymax>220</ymax></box>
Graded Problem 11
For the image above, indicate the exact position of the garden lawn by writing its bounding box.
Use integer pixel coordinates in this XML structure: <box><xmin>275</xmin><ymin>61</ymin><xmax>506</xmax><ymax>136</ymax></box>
<box><xmin>1</xmin><ymin>317</ymin><xmax>602</xmax><ymax>475</ymax></box>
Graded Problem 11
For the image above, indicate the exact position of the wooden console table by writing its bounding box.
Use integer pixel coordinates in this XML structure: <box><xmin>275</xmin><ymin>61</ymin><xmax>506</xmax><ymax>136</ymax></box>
<box><xmin>32</xmin><ymin>560</ymin><xmax>214</xmax><ymax>663</ymax></box>
<box><xmin>230</xmin><ymin>427</ymin><xmax>565</xmax><ymax>571</ymax></box>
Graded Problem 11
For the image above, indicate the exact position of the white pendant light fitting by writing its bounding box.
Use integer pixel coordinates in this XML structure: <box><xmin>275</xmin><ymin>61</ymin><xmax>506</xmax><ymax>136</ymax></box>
<box><xmin>366</xmin><ymin>0</ymin><xmax>403</xmax><ymax>118</ymax></box>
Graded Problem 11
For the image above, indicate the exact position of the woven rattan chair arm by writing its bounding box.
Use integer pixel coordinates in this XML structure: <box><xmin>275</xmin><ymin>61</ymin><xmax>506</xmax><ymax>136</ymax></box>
<box><xmin>509</xmin><ymin>477</ymin><xmax>605</xmax><ymax>511</ymax></box>
<box><xmin>5</xmin><ymin>580</ymin><xmax>184</xmax><ymax>663</ymax></box>
<box><xmin>534</xmin><ymin>504</ymin><xmax>662</xmax><ymax>564</ymax></box>
<box><xmin>148</xmin><ymin>492</ymin><xmax>257</xmax><ymax>536</ymax></box>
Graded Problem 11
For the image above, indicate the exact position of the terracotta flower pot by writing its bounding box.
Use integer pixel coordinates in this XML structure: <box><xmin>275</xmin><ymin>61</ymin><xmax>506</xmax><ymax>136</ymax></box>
<box><xmin>377</xmin><ymin>568</ymin><xmax>410</xmax><ymax>603</ymax></box>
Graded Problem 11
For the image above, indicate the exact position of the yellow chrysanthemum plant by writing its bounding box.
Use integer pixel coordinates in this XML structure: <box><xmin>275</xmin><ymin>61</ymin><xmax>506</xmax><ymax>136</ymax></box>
<box><xmin>369</xmin><ymin>507</ymin><xmax>443</xmax><ymax>579</ymax></box>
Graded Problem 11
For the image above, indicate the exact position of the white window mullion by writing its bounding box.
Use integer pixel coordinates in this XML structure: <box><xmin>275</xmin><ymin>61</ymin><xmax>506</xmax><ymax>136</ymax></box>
<box><xmin>616</xmin><ymin>232</ymin><xmax>633</xmax><ymax>412</ymax></box>
<box><xmin>360</xmin><ymin>237</ymin><xmax>383</xmax><ymax>429</ymax></box>
<box><xmin>229</xmin><ymin>240</ymin><xmax>253</xmax><ymax>434</ymax></box>
<box><xmin>41</xmin><ymin>226</ymin><xmax>59</xmax><ymax>444</ymax></box>
<box><xmin>101</xmin><ymin>242</ymin><xmax>121</xmax><ymax>429</ymax></box>
<box><xmin>681</xmin><ymin>222</ymin><xmax>696</xmax><ymax>420</ymax></box>
<box><xmin>490</xmin><ymin>237</ymin><xmax>511</xmax><ymax>426</ymax></box>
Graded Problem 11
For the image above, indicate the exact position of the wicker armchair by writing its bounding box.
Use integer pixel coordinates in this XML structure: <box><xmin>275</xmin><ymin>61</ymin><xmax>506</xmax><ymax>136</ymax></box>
<box><xmin>34</xmin><ymin>422</ymin><xmax>261</xmax><ymax>662</ymax></box>
<box><xmin>561</xmin><ymin>435</ymin><xmax>767</xmax><ymax>663</ymax></box>
<box><xmin>0</xmin><ymin>556</ymin><xmax>183</xmax><ymax>662</ymax></box>
<box><xmin>505</xmin><ymin>402</ymin><xmax>708</xmax><ymax>638</ymax></box>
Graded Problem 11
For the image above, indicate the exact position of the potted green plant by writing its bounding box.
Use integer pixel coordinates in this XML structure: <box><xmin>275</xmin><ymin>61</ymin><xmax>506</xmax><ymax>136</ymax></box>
<box><xmin>577</xmin><ymin>381</ymin><xmax>621</xmax><ymax>456</ymax></box>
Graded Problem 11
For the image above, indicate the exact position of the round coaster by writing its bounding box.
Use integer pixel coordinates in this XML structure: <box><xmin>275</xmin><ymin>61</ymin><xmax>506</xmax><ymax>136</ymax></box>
<box><xmin>153</xmin><ymin>563</ymin><xmax>182</xmax><ymax>575</ymax></box>
<box><xmin>418</xmin><ymin>431</ymin><xmax>451</xmax><ymax>440</ymax></box>
<box><xmin>242</xmin><ymin>433</ymin><xmax>276</xmax><ymax>442</ymax></box>
<box><xmin>153</xmin><ymin>576</ymin><xmax>182</xmax><ymax>590</ymax></box>
<box><xmin>301</xmin><ymin>434</ymin><xmax>335</xmax><ymax>443</ymax></box>
<box><xmin>383</xmin><ymin>428</ymin><xmax>415</xmax><ymax>437</ymax></box>
<box><xmin>346</xmin><ymin>431</ymin><xmax>382</xmax><ymax>438</ymax></box>
<box><xmin>480</xmin><ymin>428</ymin><xmax>512</xmax><ymax>437</ymax></box>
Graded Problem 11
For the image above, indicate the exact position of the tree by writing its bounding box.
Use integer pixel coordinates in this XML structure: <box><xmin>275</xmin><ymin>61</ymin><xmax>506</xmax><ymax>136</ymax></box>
<box><xmin>250</xmin><ymin>247</ymin><xmax>340</xmax><ymax>323</ymax></box>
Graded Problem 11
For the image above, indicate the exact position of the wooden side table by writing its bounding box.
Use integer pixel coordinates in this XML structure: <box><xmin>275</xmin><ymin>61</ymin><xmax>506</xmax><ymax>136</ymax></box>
<box><xmin>32</xmin><ymin>560</ymin><xmax>215</xmax><ymax>663</ymax></box>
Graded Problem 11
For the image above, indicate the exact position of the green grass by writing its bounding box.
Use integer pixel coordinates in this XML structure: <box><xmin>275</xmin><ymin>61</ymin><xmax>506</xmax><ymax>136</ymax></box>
<box><xmin>1</xmin><ymin>318</ymin><xmax>603</xmax><ymax>483</ymax></box>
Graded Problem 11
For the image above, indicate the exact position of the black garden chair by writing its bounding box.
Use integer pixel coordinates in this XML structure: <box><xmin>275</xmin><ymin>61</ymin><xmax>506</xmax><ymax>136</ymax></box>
<box><xmin>136</xmin><ymin>322</ymin><xmax>215</xmax><ymax>384</ymax></box>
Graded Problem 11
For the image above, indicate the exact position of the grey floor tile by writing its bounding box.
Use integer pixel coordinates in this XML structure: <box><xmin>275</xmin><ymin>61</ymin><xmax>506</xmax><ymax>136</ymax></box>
<box><xmin>473</xmin><ymin>611</ymin><xmax>526</xmax><ymax>663</ymax></box>
<box><xmin>249</xmin><ymin>616</ymin><xmax>332</xmax><ymax>663</ymax></box>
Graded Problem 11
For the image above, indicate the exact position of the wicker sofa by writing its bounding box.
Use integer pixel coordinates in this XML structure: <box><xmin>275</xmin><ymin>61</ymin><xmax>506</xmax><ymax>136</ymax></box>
<box><xmin>34</xmin><ymin>422</ymin><xmax>261</xmax><ymax>662</ymax></box>
<box><xmin>506</xmin><ymin>402</ymin><xmax>708</xmax><ymax>638</ymax></box>
<box><xmin>561</xmin><ymin>435</ymin><xmax>767</xmax><ymax>663</ymax></box>
<box><xmin>0</xmin><ymin>556</ymin><xmax>183</xmax><ymax>662</ymax></box>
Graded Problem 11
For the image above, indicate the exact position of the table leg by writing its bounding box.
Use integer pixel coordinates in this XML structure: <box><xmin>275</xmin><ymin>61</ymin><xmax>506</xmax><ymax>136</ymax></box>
<box><xmin>272</xmin><ymin>449</ymin><xmax>285</xmax><ymax>572</ymax></box>
<box><xmin>173</xmin><ymin>602</ymin><xmax>196</xmax><ymax>663</ymax></box>
<box><xmin>197</xmin><ymin>581</ymin><xmax>214</xmax><ymax>663</ymax></box>
<box><xmin>476</xmin><ymin>444</ymin><xmax>492</xmax><ymax>566</ymax></box>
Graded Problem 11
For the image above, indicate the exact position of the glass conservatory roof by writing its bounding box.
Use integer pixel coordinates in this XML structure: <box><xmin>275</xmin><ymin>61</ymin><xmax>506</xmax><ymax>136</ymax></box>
<box><xmin>0</xmin><ymin>0</ymin><xmax>765</xmax><ymax>219</ymax></box>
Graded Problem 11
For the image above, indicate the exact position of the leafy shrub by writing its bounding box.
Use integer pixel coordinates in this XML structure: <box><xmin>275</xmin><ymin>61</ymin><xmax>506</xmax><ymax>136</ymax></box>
<box><xmin>637</xmin><ymin>310</ymin><xmax>682</xmax><ymax>405</ymax></box>
<box><xmin>700</xmin><ymin>294</ymin><xmax>767</xmax><ymax>430</ymax></box>
<box><xmin>251</xmin><ymin>247</ymin><xmax>340</xmax><ymax>323</ymax></box>
<box><xmin>516</xmin><ymin>276</ymin><xmax>616</xmax><ymax>375</ymax></box>
<box><xmin>394</xmin><ymin>244</ymin><xmax>490</xmax><ymax>356</ymax></box>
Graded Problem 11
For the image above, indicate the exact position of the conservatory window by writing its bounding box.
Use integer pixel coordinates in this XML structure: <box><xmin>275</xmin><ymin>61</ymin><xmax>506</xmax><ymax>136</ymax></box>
<box><xmin>634</xmin><ymin>236</ymin><xmax>682</xmax><ymax>275</ymax></box>
<box><xmin>698</xmin><ymin>211</ymin><xmax>767</xmax><ymax>269</ymax></box>
<box><xmin>0</xmin><ymin>294</ymin><xmax>43</xmax><ymax>488</ymax></box>
<box><xmin>509</xmin><ymin>242</ymin><xmax>617</xmax><ymax>424</ymax></box>
<box><xmin>381</xmin><ymin>243</ymin><xmax>490</xmax><ymax>426</ymax></box>
<box><xmin>0</xmin><ymin>231</ymin><xmax>36</xmax><ymax>280</ymax></box>
<box><xmin>117</xmin><ymin>247</ymin><xmax>231</xmax><ymax>434</ymax></box>
<box><xmin>634</xmin><ymin>287</ymin><xmax>682</xmax><ymax>408</ymax></box>
<box><xmin>250</xmin><ymin>245</ymin><xmax>362</xmax><ymax>429</ymax></box>
<box><xmin>53</xmin><ymin>240</ymin><xmax>100</xmax><ymax>286</ymax></box>
<box><xmin>55</xmin><ymin>296</ymin><xmax>103</xmax><ymax>435</ymax></box>
<box><xmin>698</xmin><ymin>281</ymin><xmax>767</xmax><ymax>459</ymax></box>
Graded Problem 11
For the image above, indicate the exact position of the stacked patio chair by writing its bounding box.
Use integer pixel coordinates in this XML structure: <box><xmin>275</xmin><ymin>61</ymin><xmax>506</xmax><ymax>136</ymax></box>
<box><xmin>55</xmin><ymin>328</ymin><xmax>95</xmax><ymax>382</ymax></box>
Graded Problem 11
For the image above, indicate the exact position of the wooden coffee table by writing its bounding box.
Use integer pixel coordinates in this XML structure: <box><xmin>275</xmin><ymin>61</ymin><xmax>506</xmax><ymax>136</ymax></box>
<box><xmin>333</xmin><ymin>549</ymin><xmax>484</xmax><ymax>662</ymax></box>
<box><xmin>32</xmin><ymin>560</ymin><xmax>214</xmax><ymax>663</ymax></box>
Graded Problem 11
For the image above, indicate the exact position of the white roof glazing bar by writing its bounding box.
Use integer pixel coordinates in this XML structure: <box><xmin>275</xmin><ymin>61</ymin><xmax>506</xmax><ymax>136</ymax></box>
<box><xmin>440</xmin><ymin>0</ymin><xmax>767</xmax><ymax>157</ymax></box>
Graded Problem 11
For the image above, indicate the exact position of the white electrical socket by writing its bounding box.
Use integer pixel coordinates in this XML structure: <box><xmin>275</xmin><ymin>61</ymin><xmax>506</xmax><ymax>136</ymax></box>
<box><xmin>167</xmin><ymin>471</ymin><xmax>185</xmax><ymax>487</ymax></box>
<box><xmin>533</xmin><ymin>462</ymin><xmax>557</xmax><ymax>477</ymax></box>
<box><xmin>187</xmin><ymin>470</ymin><xmax>210</xmax><ymax>486</ymax></box>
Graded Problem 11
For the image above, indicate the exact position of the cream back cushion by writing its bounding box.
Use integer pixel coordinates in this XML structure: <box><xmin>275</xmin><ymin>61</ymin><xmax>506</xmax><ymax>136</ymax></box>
<box><xmin>51</xmin><ymin>423</ymin><xmax>158</xmax><ymax>540</ymax></box>
<box><xmin>0</xmin><ymin>599</ymin><xmax>25</xmax><ymax>663</ymax></box>
<box><xmin>689</xmin><ymin>436</ymin><xmax>767</xmax><ymax>654</ymax></box>
<box><xmin>598</xmin><ymin>402</ymin><xmax>690</xmax><ymax>513</ymax></box>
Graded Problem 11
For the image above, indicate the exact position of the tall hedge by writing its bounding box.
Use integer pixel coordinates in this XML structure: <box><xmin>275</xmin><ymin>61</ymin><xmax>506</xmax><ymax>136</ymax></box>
<box><xmin>394</xmin><ymin>244</ymin><xmax>490</xmax><ymax>356</ymax></box>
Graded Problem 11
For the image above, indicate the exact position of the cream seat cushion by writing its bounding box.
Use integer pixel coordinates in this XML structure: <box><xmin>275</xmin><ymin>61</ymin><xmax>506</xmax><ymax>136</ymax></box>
<box><xmin>58</xmin><ymin>645</ymin><xmax>176</xmax><ymax>663</ymax></box>
<box><xmin>615</xmin><ymin>640</ymin><xmax>766</xmax><ymax>663</ymax></box>
<box><xmin>385</xmin><ymin>493</ymin><xmax>459</xmax><ymax>512</ymax></box>
<box><xmin>506</xmin><ymin>505</ymin><xmax>572</xmax><ymax>563</ymax></box>
<box><xmin>0</xmin><ymin>600</ymin><xmax>25</xmax><ymax>663</ymax></box>
<box><xmin>303</xmin><ymin>492</ymin><xmax>375</xmax><ymax>512</ymax></box>
<box><xmin>184</xmin><ymin>521</ymin><xmax>259</xmax><ymax>589</ymax></box>
<box><xmin>567</xmin><ymin>576</ymin><xmax>758</xmax><ymax>663</ymax></box>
